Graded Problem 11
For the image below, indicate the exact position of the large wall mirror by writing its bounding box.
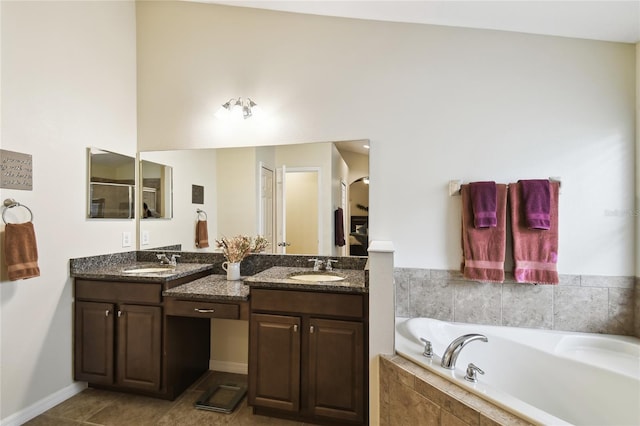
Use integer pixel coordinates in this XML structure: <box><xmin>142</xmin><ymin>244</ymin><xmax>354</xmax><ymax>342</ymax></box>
<box><xmin>137</xmin><ymin>140</ymin><xmax>369</xmax><ymax>256</ymax></box>
<box><xmin>141</xmin><ymin>160</ymin><xmax>173</xmax><ymax>219</ymax></box>
<box><xmin>87</xmin><ymin>147</ymin><xmax>135</xmax><ymax>219</ymax></box>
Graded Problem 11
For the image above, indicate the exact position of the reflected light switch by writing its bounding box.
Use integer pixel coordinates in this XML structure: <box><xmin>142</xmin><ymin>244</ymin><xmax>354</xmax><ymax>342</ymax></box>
<box><xmin>141</xmin><ymin>230</ymin><xmax>150</xmax><ymax>246</ymax></box>
<box><xmin>122</xmin><ymin>231</ymin><xmax>132</xmax><ymax>248</ymax></box>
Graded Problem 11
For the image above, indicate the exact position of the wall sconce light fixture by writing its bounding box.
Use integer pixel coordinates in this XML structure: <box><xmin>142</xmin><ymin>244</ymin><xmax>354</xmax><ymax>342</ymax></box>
<box><xmin>218</xmin><ymin>97</ymin><xmax>258</xmax><ymax>119</ymax></box>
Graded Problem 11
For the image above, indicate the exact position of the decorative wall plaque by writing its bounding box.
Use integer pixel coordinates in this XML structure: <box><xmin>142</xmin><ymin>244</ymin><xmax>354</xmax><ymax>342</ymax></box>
<box><xmin>1</xmin><ymin>149</ymin><xmax>33</xmax><ymax>190</ymax></box>
<box><xmin>192</xmin><ymin>184</ymin><xmax>204</xmax><ymax>204</ymax></box>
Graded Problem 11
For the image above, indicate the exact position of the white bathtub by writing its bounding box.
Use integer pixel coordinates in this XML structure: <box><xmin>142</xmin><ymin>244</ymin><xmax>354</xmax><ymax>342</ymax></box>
<box><xmin>395</xmin><ymin>317</ymin><xmax>640</xmax><ymax>426</ymax></box>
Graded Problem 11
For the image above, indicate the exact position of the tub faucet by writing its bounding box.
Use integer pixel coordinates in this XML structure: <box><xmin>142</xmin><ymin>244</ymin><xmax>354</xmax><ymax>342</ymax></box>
<box><xmin>440</xmin><ymin>334</ymin><xmax>488</xmax><ymax>370</ymax></box>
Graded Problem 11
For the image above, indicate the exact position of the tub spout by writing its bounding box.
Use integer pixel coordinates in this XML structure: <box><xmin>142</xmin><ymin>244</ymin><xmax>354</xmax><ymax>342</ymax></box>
<box><xmin>440</xmin><ymin>334</ymin><xmax>488</xmax><ymax>370</ymax></box>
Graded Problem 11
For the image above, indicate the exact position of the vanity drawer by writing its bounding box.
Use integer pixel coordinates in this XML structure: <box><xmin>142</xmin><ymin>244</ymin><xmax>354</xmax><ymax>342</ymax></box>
<box><xmin>75</xmin><ymin>280</ymin><xmax>162</xmax><ymax>304</ymax></box>
<box><xmin>251</xmin><ymin>289</ymin><xmax>364</xmax><ymax>319</ymax></box>
<box><xmin>164</xmin><ymin>298</ymin><xmax>240</xmax><ymax>319</ymax></box>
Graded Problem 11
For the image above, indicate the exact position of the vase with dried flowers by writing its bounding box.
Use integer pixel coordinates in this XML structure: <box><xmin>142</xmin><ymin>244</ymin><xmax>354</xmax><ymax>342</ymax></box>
<box><xmin>216</xmin><ymin>235</ymin><xmax>270</xmax><ymax>280</ymax></box>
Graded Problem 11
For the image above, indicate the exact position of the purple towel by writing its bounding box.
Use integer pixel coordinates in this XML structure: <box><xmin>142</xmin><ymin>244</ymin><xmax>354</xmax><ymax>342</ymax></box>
<box><xmin>469</xmin><ymin>181</ymin><xmax>497</xmax><ymax>228</ymax></box>
<box><xmin>519</xmin><ymin>179</ymin><xmax>551</xmax><ymax>230</ymax></box>
<box><xmin>334</xmin><ymin>207</ymin><xmax>346</xmax><ymax>246</ymax></box>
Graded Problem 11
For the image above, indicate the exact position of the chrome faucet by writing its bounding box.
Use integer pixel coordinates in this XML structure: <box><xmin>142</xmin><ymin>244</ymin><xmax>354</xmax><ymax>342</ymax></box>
<box><xmin>440</xmin><ymin>334</ymin><xmax>488</xmax><ymax>370</ymax></box>
<box><xmin>326</xmin><ymin>259</ymin><xmax>338</xmax><ymax>271</ymax></box>
<box><xmin>157</xmin><ymin>253</ymin><xmax>180</xmax><ymax>267</ymax></box>
<box><xmin>309</xmin><ymin>258</ymin><xmax>325</xmax><ymax>271</ymax></box>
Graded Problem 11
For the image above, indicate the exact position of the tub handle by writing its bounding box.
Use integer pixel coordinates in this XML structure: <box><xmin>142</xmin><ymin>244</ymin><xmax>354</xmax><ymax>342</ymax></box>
<box><xmin>419</xmin><ymin>337</ymin><xmax>434</xmax><ymax>358</ymax></box>
<box><xmin>465</xmin><ymin>363</ymin><xmax>485</xmax><ymax>383</ymax></box>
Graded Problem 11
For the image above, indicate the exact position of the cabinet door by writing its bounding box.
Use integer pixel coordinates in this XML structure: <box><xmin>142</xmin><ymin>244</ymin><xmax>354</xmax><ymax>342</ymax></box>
<box><xmin>308</xmin><ymin>318</ymin><xmax>364</xmax><ymax>423</ymax></box>
<box><xmin>117</xmin><ymin>304</ymin><xmax>162</xmax><ymax>391</ymax></box>
<box><xmin>74</xmin><ymin>301</ymin><xmax>115</xmax><ymax>385</ymax></box>
<box><xmin>249</xmin><ymin>313</ymin><xmax>301</xmax><ymax>412</ymax></box>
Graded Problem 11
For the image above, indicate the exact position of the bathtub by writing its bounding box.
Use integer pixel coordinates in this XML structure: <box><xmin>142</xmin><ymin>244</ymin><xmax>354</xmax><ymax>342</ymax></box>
<box><xmin>395</xmin><ymin>317</ymin><xmax>640</xmax><ymax>426</ymax></box>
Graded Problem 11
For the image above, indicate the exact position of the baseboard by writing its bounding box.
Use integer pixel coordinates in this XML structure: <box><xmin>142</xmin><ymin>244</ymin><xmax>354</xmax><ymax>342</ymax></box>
<box><xmin>0</xmin><ymin>382</ymin><xmax>86</xmax><ymax>426</ymax></box>
<box><xmin>209</xmin><ymin>360</ymin><xmax>248</xmax><ymax>375</ymax></box>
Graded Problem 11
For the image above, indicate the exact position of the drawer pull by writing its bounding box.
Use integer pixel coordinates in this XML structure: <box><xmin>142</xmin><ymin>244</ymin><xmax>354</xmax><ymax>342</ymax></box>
<box><xmin>293</xmin><ymin>325</ymin><xmax>298</xmax><ymax>332</ymax></box>
<box><xmin>194</xmin><ymin>308</ymin><xmax>216</xmax><ymax>313</ymax></box>
<box><xmin>310</xmin><ymin>325</ymin><xmax>315</xmax><ymax>333</ymax></box>
<box><xmin>105</xmin><ymin>310</ymin><xmax>110</xmax><ymax>317</ymax></box>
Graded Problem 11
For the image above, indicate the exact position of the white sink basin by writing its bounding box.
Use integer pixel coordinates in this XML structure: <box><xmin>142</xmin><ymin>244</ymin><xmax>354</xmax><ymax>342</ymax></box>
<box><xmin>122</xmin><ymin>267</ymin><xmax>175</xmax><ymax>274</ymax></box>
<box><xmin>290</xmin><ymin>274</ymin><xmax>345</xmax><ymax>282</ymax></box>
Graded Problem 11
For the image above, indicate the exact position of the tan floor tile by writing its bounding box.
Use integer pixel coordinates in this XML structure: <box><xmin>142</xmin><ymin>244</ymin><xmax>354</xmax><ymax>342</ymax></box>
<box><xmin>85</xmin><ymin>392</ymin><xmax>176</xmax><ymax>426</ymax></box>
<box><xmin>228</xmin><ymin>400</ymin><xmax>303</xmax><ymax>426</ymax></box>
<box><xmin>41</xmin><ymin>388</ymin><xmax>118</xmax><ymax>422</ymax></box>
<box><xmin>23</xmin><ymin>414</ymin><xmax>88</xmax><ymax>426</ymax></box>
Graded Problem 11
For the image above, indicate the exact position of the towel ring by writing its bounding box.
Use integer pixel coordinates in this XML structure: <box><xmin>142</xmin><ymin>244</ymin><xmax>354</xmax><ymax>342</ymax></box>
<box><xmin>196</xmin><ymin>209</ymin><xmax>207</xmax><ymax>220</ymax></box>
<box><xmin>2</xmin><ymin>199</ymin><xmax>34</xmax><ymax>224</ymax></box>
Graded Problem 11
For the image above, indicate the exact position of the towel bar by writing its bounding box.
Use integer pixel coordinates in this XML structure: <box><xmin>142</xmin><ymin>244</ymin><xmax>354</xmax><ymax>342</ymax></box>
<box><xmin>2</xmin><ymin>198</ymin><xmax>34</xmax><ymax>224</ymax></box>
<box><xmin>449</xmin><ymin>178</ymin><xmax>561</xmax><ymax>196</ymax></box>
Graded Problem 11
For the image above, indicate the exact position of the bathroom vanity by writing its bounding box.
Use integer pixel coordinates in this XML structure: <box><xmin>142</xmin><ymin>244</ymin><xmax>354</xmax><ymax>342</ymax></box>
<box><xmin>70</xmin><ymin>252</ymin><xmax>368</xmax><ymax>425</ymax></box>
<box><xmin>245</xmin><ymin>267</ymin><xmax>369</xmax><ymax>425</ymax></box>
<box><xmin>71</xmin><ymin>259</ymin><xmax>248</xmax><ymax>400</ymax></box>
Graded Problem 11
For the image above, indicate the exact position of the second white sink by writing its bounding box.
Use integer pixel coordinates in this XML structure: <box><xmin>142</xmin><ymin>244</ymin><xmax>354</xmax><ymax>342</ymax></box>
<box><xmin>290</xmin><ymin>274</ymin><xmax>345</xmax><ymax>282</ymax></box>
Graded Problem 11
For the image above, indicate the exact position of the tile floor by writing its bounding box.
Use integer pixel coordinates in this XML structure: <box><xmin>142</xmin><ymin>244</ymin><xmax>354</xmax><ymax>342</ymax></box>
<box><xmin>25</xmin><ymin>371</ymin><xmax>309</xmax><ymax>425</ymax></box>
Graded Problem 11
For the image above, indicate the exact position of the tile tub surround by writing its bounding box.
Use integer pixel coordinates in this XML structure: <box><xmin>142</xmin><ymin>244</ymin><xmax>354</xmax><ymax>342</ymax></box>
<box><xmin>379</xmin><ymin>355</ymin><xmax>532</xmax><ymax>426</ymax></box>
<box><xmin>395</xmin><ymin>268</ymin><xmax>638</xmax><ymax>337</ymax></box>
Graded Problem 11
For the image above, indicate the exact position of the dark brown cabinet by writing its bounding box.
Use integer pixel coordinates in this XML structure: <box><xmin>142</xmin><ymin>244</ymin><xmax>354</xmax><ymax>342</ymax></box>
<box><xmin>74</xmin><ymin>280</ymin><xmax>163</xmax><ymax>393</ymax></box>
<box><xmin>75</xmin><ymin>301</ymin><xmax>162</xmax><ymax>391</ymax></box>
<box><xmin>249</xmin><ymin>289</ymin><xmax>368</xmax><ymax>425</ymax></box>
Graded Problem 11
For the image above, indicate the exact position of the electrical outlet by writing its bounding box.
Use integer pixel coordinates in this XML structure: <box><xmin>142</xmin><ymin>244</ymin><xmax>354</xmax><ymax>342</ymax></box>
<box><xmin>122</xmin><ymin>231</ymin><xmax>132</xmax><ymax>248</ymax></box>
<box><xmin>141</xmin><ymin>230</ymin><xmax>150</xmax><ymax>246</ymax></box>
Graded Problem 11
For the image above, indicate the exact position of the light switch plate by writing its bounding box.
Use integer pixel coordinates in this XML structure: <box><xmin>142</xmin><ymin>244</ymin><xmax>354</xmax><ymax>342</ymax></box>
<box><xmin>141</xmin><ymin>230</ymin><xmax>150</xmax><ymax>246</ymax></box>
<box><xmin>122</xmin><ymin>231</ymin><xmax>132</xmax><ymax>248</ymax></box>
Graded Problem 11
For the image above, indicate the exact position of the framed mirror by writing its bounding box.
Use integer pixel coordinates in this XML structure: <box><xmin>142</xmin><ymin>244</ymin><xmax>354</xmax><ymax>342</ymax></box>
<box><xmin>87</xmin><ymin>148</ymin><xmax>135</xmax><ymax>219</ymax></box>
<box><xmin>141</xmin><ymin>160</ymin><xmax>173</xmax><ymax>219</ymax></box>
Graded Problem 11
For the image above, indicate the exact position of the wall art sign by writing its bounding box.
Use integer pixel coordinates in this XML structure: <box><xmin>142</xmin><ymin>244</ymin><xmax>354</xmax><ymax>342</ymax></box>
<box><xmin>192</xmin><ymin>184</ymin><xmax>204</xmax><ymax>204</ymax></box>
<box><xmin>1</xmin><ymin>149</ymin><xmax>33</xmax><ymax>190</ymax></box>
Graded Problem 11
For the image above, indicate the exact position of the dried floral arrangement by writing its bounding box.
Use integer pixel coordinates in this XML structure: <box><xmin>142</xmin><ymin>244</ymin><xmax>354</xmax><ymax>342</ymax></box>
<box><xmin>216</xmin><ymin>235</ymin><xmax>270</xmax><ymax>263</ymax></box>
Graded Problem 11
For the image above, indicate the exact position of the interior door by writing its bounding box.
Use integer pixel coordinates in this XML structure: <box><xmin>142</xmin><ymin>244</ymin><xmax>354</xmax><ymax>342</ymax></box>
<box><xmin>259</xmin><ymin>164</ymin><xmax>275</xmax><ymax>253</ymax></box>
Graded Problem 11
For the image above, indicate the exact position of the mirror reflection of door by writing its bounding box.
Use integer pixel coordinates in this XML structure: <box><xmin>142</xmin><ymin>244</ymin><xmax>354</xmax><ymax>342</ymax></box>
<box><xmin>259</xmin><ymin>164</ymin><xmax>275</xmax><ymax>253</ymax></box>
<box><xmin>277</xmin><ymin>167</ymin><xmax>320</xmax><ymax>255</ymax></box>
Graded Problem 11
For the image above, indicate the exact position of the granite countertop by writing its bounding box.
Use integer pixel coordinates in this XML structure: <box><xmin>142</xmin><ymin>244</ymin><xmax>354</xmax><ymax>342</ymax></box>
<box><xmin>162</xmin><ymin>275</ymin><xmax>250</xmax><ymax>301</ymax></box>
<box><xmin>70</xmin><ymin>262</ymin><xmax>214</xmax><ymax>283</ymax></box>
<box><xmin>244</xmin><ymin>266</ymin><xmax>368</xmax><ymax>293</ymax></box>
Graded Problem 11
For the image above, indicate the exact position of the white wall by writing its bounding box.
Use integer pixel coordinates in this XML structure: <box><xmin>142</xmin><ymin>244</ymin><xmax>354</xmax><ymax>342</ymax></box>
<box><xmin>636</xmin><ymin>42</ymin><xmax>639</xmax><ymax>277</ymax></box>
<box><xmin>0</xmin><ymin>1</ymin><xmax>137</xmax><ymax>423</ymax></box>
<box><xmin>137</xmin><ymin>2</ymin><xmax>636</xmax><ymax>276</ymax></box>
<box><xmin>216</xmin><ymin>147</ymin><xmax>258</xmax><ymax>237</ymax></box>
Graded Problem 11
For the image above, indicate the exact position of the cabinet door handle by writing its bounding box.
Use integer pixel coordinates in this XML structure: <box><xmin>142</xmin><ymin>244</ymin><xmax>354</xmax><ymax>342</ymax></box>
<box><xmin>194</xmin><ymin>308</ymin><xmax>215</xmax><ymax>313</ymax></box>
<box><xmin>293</xmin><ymin>325</ymin><xmax>298</xmax><ymax>332</ymax></box>
<box><xmin>310</xmin><ymin>325</ymin><xmax>315</xmax><ymax>333</ymax></box>
<box><xmin>117</xmin><ymin>310</ymin><xmax>123</xmax><ymax>317</ymax></box>
<box><xmin>105</xmin><ymin>310</ymin><xmax>110</xmax><ymax>317</ymax></box>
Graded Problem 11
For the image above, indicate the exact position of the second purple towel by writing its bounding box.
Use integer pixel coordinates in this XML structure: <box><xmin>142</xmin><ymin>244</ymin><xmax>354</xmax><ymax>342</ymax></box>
<box><xmin>519</xmin><ymin>179</ymin><xmax>551</xmax><ymax>230</ymax></box>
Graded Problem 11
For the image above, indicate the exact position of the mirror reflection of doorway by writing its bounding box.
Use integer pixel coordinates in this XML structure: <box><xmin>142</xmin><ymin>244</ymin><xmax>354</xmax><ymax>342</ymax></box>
<box><xmin>349</xmin><ymin>177</ymin><xmax>369</xmax><ymax>256</ymax></box>
<box><xmin>280</xmin><ymin>168</ymin><xmax>320</xmax><ymax>255</ymax></box>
